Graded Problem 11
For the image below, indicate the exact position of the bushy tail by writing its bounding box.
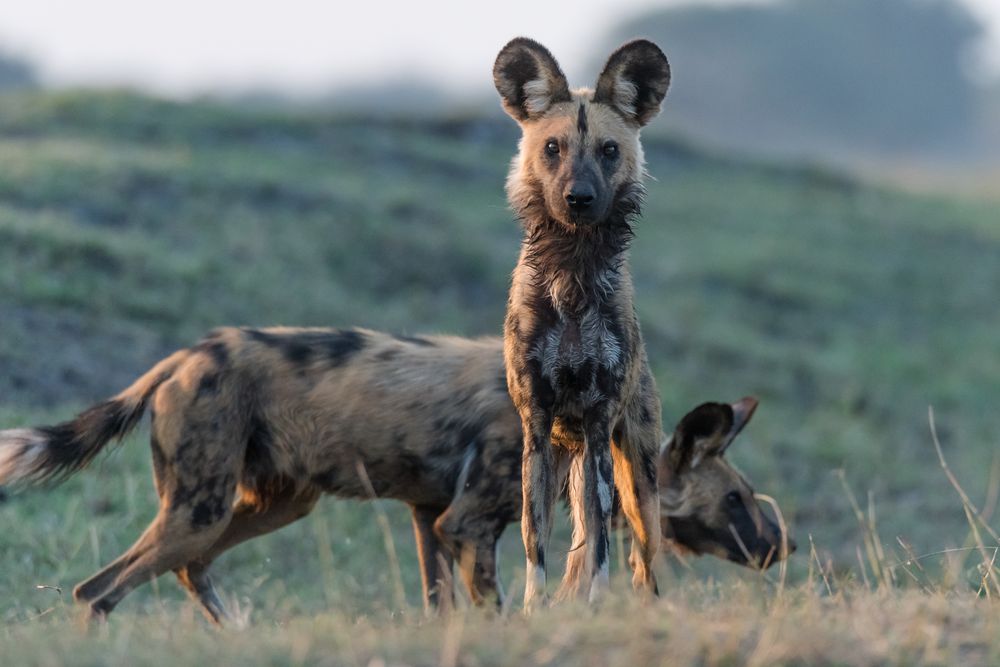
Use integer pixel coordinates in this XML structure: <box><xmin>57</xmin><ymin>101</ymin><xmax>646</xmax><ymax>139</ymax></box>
<box><xmin>0</xmin><ymin>349</ymin><xmax>190</xmax><ymax>485</ymax></box>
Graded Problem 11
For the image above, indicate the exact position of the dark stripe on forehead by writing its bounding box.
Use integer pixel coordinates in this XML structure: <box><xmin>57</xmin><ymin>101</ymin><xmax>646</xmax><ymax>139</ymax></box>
<box><xmin>577</xmin><ymin>102</ymin><xmax>588</xmax><ymax>135</ymax></box>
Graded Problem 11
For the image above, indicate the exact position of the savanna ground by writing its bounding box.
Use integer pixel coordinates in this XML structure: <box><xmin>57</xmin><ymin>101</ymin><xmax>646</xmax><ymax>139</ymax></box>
<box><xmin>0</xmin><ymin>91</ymin><xmax>998</xmax><ymax>665</ymax></box>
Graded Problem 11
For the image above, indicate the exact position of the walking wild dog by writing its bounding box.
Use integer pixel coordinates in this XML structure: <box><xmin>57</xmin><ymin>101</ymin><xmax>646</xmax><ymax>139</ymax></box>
<box><xmin>0</xmin><ymin>327</ymin><xmax>793</xmax><ymax>622</ymax></box>
<box><xmin>494</xmin><ymin>38</ymin><xmax>671</xmax><ymax>606</ymax></box>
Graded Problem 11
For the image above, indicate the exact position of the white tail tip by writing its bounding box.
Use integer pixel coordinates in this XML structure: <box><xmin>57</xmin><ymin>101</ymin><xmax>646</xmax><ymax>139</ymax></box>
<box><xmin>0</xmin><ymin>429</ymin><xmax>46</xmax><ymax>484</ymax></box>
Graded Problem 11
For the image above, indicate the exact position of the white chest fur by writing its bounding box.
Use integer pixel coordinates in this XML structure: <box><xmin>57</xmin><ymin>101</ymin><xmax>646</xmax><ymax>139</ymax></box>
<box><xmin>528</xmin><ymin>307</ymin><xmax>623</xmax><ymax>412</ymax></box>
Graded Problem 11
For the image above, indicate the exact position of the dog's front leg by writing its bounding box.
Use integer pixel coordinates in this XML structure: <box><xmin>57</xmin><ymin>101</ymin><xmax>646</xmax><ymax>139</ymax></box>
<box><xmin>583</xmin><ymin>409</ymin><xmax>615</xmax><ymax>603</ymax></box>
<box><xmin>520</xmin><ymin>409</ymin><xmax>555</xmax><ymax>612</ymax></box>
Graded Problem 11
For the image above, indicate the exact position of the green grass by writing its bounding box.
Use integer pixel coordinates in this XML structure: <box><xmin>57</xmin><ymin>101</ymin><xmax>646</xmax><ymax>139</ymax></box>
<box><xmin>1</xmin><ymin>89</ymin><xmax>999</xmax><ymax>664</ymax></box>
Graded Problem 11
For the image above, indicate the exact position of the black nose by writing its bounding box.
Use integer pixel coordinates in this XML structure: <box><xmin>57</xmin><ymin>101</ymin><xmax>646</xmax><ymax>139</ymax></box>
<box><xmin>565</xmin><ymin>186</ymin><xmax>595</xmax><ymax>211</ymax></box>
<box><xmin>786</xmin><ymin>538</ymin><xmax>798</xmax><ymax>554</ymax></box>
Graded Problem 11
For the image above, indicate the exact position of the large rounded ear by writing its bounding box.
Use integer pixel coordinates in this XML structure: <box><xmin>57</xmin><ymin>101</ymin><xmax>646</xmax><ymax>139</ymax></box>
<box><xmin>662</xmin><ymin>402</ymin><xmax>732</xmax><ymax>472</ymax></box>
<box><xmin>493</xmin><ymin>37</ymin><xmax>571</xmax><ymax>122</ymax></box>
<box><xmin>725</xmin><ymin>396</ymin><xmax>759</xmax><ymax>450</ymax></box>
<box><xmin>594</xmin><ymin>40</ymin><xmax>670</xmax><ymax>127</ymax></box>
<box><xmin>661</xmin><ymin>397</ymin><xmax>757</xmax><ymax>473</ymax></box>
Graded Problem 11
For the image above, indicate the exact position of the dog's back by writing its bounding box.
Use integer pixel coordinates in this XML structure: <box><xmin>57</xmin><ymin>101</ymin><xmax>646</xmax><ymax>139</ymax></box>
<box><xmin>190</xmin><ymin>327</ymin><xmax>521</xmax><ymax>507</ymax></box>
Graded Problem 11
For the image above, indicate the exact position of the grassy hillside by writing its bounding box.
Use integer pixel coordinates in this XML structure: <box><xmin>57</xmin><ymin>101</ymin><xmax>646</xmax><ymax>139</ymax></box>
<box><xmin>1</xmin><ymin>90</ymin><xmax>998</xmax><ymax>664</ymax></box>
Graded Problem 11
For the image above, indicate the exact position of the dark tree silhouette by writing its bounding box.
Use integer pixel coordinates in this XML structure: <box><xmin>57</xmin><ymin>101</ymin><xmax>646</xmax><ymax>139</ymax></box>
<box><xmin>605</xmin><ymin>0</ymin><xmax>985</xmax><ymax>157</ymax></box>
<box><xmin>0</xmin><ymin>47</ymin><xmax>36</xmax><ymax>90</ymax></box>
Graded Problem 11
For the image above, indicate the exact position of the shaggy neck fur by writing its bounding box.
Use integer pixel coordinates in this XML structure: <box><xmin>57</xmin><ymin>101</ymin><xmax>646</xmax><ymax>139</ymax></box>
<box><xmin>510</xmin><ymin>177</ymin><xmax>644</xmax><ymax>314</ymax></box>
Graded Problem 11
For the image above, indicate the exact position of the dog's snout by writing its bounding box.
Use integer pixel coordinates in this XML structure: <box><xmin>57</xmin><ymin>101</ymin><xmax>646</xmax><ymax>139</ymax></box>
<box><xmin>565</xmin><ymin>184</ymin><xmax>595</xmax><ymax>211</ymax></box>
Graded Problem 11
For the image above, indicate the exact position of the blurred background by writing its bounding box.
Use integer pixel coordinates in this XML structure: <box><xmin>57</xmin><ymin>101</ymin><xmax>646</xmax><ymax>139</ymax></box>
<box><xmin>1</xmin><ymin>0</ymin><xmax>998</xmax><ymax>615</ymax></box>
<box><xmin>5</xmin><ymin>0</ymin><xmax>1000</xmax><ymax>182</ymax></box>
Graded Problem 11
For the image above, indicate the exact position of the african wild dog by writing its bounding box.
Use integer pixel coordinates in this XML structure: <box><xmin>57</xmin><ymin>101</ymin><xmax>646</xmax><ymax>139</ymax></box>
<box><xmin>494</xmin><ymin>38</ymin><xmax>671</xmax><ymax>606</ymax></box>
<box><xmin>0</xmin><ymin>327</ymin><xmax>793</xmax><ymax>622</ymax></box>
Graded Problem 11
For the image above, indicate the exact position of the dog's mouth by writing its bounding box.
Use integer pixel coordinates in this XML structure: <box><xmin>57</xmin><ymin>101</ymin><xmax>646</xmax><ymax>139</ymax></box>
<box><xmin>556</xmin><ymin>204</ymin><xmax>605</xmax><ymax>228</ymax></box>
<box><xmin>566</xmin><ymin>210</ymin><xmax>597</xmax><ymax>226</ymax></box>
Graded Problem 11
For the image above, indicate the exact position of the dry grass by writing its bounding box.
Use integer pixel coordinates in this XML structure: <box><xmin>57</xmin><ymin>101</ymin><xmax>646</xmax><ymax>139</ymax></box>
<box><xmin>929</xmin><ymin>407</ymin><xmax>1000</xmax><ymax>599</ymax></box>
<box><xmin>1</xmin><ymin>584</ymin><xmax>998</xmax><ymax>667</ymax></box>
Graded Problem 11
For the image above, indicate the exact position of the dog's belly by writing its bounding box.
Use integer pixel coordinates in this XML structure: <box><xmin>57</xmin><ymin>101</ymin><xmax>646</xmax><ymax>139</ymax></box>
<box><xmin>301</xmin><ymin>440</ymin><xmax>458</xmax><ymax>507</ymax></box>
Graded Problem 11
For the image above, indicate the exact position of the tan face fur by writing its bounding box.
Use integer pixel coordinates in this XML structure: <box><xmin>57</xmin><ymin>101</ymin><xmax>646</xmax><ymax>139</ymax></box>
<box><xmin>509</xmin><ymin>95</ymin><xmax>646</xmax><ymax>226</ymax></box>
<box><xmin>494</xmin><ymin>38</ymin><xmax>670</xmax><ymax>228</ymax></box>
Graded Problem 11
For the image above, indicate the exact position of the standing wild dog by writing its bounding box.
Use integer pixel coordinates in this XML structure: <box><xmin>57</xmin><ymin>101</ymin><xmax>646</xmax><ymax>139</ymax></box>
<box><xmin>0</xmin><ymin>327</ymin><xmax>793</xmax><ymax>622</ymax></box>
<box><xmin>494</xmin><ymin>38</ymin><xmax>671</xmax><ymax>606</ymax></box>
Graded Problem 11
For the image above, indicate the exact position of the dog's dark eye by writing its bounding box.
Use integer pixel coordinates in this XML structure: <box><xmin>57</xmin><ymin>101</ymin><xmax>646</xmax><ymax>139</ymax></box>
<box><xmin>545</xmin><ymin>140</ymin><xmax>560</xmax><ymax>156</ymax></box>
<box><xmin>726</xmin><ymin>491</ymin><xmax>742</xmax><ymax>507</ymax></box>
<box><xmin>602</xmin><ymin>141</ymin><xmax>619</xmax><ymax>159</ymax></box>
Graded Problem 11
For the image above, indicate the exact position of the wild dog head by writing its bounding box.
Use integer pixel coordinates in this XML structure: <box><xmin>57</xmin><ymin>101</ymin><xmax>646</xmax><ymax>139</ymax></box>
<box><xmin>493</xmin><ymin>38</ymin><xmax>670</xmax><ymax>228</ymax></box>
<box><xmin>659</xmin><ymin>398</ymin><xmax>795</xmax><ymax>569</ymax></box>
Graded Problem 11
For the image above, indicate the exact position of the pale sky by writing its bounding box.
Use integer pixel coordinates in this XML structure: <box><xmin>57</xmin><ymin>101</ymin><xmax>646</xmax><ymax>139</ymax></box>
<box><xmin>1</xmin><ymin>0</ymin><xmax>999</xmax><ymax>98</ymax></box>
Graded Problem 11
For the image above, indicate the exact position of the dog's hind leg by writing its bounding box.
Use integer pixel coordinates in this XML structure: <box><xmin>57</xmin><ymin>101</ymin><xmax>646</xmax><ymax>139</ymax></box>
<box><xmin>75</xmin><ymin>492</ymin><xmax>236</xmax><ymax>620</ymax></box>
<box><xmin>174</xmin><ymin>564</ymin><xmax>228</xmax><ymax>626</ymax></box>
<box><xmin>73</xmin><ymin>516</ymin><xmax>170</xmax><ymax>607</ymax></box>
<box><xmin>75</xmin><ymin>381</ymin><xmax>248</xmax><ymax>620</ymax></box>
<box><xmin>176</xmin><ymin>484</ymin><xmax>321</xmax><ymax>624</ymax></box>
